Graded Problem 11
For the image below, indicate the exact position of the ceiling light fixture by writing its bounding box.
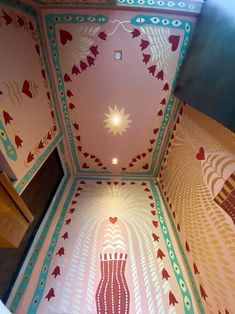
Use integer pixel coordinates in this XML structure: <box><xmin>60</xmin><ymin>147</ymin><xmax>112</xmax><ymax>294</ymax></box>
<box><xmin>114</xmin><ymin>50</ymin><xmax>122</xmax><ymax>60</ymax></box>
<box><xmin>104</xmin><ymin>105</ymin><xmax>131</xmax><ymax>136</ymax></box>
<box><xmin>112</xmin><ymin>115</ymin><xmax>121</xmax><ymax>126</ymax></box>
<box><xmin>112</xmin><ymin>158</ymin><xmax>118</xmax><ymax>165</ymax></box>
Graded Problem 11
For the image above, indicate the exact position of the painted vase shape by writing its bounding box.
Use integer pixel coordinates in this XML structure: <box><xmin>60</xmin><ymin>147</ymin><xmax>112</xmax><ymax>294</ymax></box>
<box><xmin>201</xmin><ymin>151</ymin><xmax>235</xmax><ymax>224</ymax></box>
<box><xmin>96</xmin><ymin>253</ymin><xmax>130</xmax><ymax>314</ymax></box>
<box><xmin>214</xmin><ymin>172</ymin><xmax>235</xmax><ymax>224</ymax></box>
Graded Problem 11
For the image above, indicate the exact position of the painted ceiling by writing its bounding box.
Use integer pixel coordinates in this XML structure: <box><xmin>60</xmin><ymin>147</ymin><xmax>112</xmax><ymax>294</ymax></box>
<box><xmin>41</xmin><ymin>8</ymin><xmax>196</xmax><ymax>176</ymax></box>
<box><xmin>8</xmin><ymin>0</ymin><xmax>202</xmax><ymax>178</ymax></box>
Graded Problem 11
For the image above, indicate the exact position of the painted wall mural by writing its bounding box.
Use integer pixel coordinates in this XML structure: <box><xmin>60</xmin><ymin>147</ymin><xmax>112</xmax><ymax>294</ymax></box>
<box><xmin>159</xmin><ymin>102</ymin><xmax>235</xmax><ymax>314</ymax></box>
<box><xmin>0</xmin><ymin>0</ymin><xmax>62</xmax><ymax>193</ymax></box>
<box><xmin>7</xmin><ymin>177</ymin><xmax>200</xmax><ymax>313</ymax></box>
<box><xmin>43</xmin><ymin>9</ymin><xmax>195</xmax><ymax>176</ymax></box>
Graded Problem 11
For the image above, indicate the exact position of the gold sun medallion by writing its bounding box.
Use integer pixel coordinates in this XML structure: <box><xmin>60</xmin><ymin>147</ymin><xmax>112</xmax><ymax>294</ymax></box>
<box><xmin>104</xmin><ymin>105</ymin><xmax>131</xmax><ymax>136</ymax></box>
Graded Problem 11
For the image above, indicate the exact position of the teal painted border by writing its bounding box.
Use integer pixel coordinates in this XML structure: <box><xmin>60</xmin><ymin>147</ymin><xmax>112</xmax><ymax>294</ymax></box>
<box><xmin>150</xmin><ymin>180</ymin><xmax>198</xmax><ymax>313</ymax></box>
<box><xmin>0</xmin><ymin>0</ymin><xmax>64</xmax><ymax>193</ymax></box>
<box><xmin>157</xmin><ymin>184</ymin><xmax>205</xmax><ymax>313</ymax></box>
<box><xmin>46</xmin><ymin>13</ymin><xmax>193</xmax><ymax>177</ymax></box>
<box><xmin>12</xmin><ymin>176</ymin><xmax>198</xmax><ymax>313</ymax></box>
<box><xmin>122</xmin><ymin>15</ymin><xmax>193</xmax><ymax>176</ymax></box>
<box><xmin>33</xmin><ymin>0</ymin><xmax>203</xmax><ymax>14</ymax></box>
<box><xmin>154</xmin><ymin>97</ymin><xmax>181</xmax><ymax>176</ymax></box>
<box><xmin>46</xmin><ymin>13</ymin><xmax>112</xmax><ymax>175</ymax></box>
<box><xmin>8</xmin><ymin>174</ymin><xmax>70</xmax><ymax>313</ymax></box>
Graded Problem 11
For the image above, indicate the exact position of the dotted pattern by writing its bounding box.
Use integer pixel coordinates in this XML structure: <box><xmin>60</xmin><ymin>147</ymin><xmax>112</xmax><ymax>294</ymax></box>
<box><xmin>159</xmin><ymin>105</ymin><xmax>235</xmax><ymax>313</ymax></box>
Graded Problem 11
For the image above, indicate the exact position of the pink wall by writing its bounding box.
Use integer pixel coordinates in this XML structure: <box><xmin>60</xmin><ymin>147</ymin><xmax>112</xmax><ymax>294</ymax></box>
<box><xmin>0</xmin><ymin>4</ymin><xmax>61</xmax><ymax>192</ymax></box>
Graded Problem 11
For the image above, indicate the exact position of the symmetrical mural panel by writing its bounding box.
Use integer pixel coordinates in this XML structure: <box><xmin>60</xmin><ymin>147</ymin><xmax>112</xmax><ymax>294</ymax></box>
<box><xmin>8</xmin><ymin>177</ymin><xmax>200</xmax><ymax>313</ymax></box>
<box><xmin>43</xmin><ymin>9</ymin><xmax>195</xmax><ymax>176</ymax></box>
<box><xmin>159</xmin><ymin>102</ymin><xmax>235</xmax><ymax>314</ymax></box>
<box><xmin>0</xmin><ymin>1</ymin><xmax>62</xmax><ymax>193</ymax></box>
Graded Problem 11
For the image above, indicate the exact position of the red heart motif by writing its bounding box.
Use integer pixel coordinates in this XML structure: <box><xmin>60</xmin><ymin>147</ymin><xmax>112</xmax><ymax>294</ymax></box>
<box><xmin>60</xmin><ymin>29</ymin><xmax>73</xmax><ymax>45</ymax></box>
<box><xmin>27</xmin><ymin>152</ymin><xmax>34</xmax><ymax>163</ymax></box>
<box><xmin>148</xmin><ymin>65</ymin><xmax>156</xmax><ymax>76</ymax></box>
<box><xmin>196</xmin><ymin>147</ymin><xmax>205</xmax><ymax>160</ymax></box>
<box><xmin>82</xmin><ymin>163</ymin><xmax>89</xmax><ymax>169</ymax></box>
<box><xmin>38</xmin><ymin>140</ymin><xmax>44</xmax><ymax>149</ymax></box>
<box><xmin>142</xmin><ymin>163</ymin><xmax>149</xmax><ymax>170</ymax></box>
<box><xmin>142</xmin><ymin>153</ymin><xmax>146</xmax><ymax>158</ymax></box>
<box><xmin>140</xmin><ymin>39</ymin><xmax>149</xmax><ymax>51</ymax></box>
<box><xmin>98</xmin><ymin>31</ymin><xmax>107</xmax><ymax>40</ymax></box>
<box><xmin>47</xmin><ymin>132</ymin><xmax>52</xmax><ymax>140</ymax></box>
<box><xmin>91</xmin><ymin>155</ymin><xmax>95</xmax><ymax>159</ymax></box>
<box><xmin>77</xmin><ymin>146</ymin><xmax>82</xmax><ymax>151</ymax></box>
<box><xmin>148</xmin><ymin>147</ymin><xmax>153</xmax><ymax>153</ymax></box>
<box><xmin>129</xmin><ymin>163</ymin><xmax>134</xmax><ymax>167</ymax></box>
<box><xmin>137</xmin><ymin>155</ymin><xmax>141</xmax><ymax>160</ymax></box>
<box><xmin>157</xmin><ymin>110</ymin><xmax>163</xmax><ymax>117</ymax></box>
<box><xmin>2</xmin><ymin>10</ymin><xmax>13</xmax><ymax>25</ymax></box>
<box><xmin>132</xmin><ymin>158</ymin><xmax>137</xmax><ymax>162</ymax></box>
<box><xmin>72</xmin><ymin>64</ymin><xmax>80</xmax><ymax>75</ymax></box>
<box><xmin>150</xmin><ymin>139</ymin><xmax>155</xmax><ymax>145</ymax></box>
<box><xmin>22</xmin><ymin>80</ymin><xmax>33</xmax><ymax>98</ymax></box>
<box><xmin>83</xmin><ymin>152</ymin><xmax>89</xmax><ymax>157</ymax></box>
<box><xmin>26</xmin><ymin>21</ymin><xmax>33</xmax><ymax>31</ymax></box>
<box><xmin>153</xmin><ymin>128</ymin><xmax>159</xmax><ymax>135</ymax></box>
<box><xmin>69</xmin><ymin>103</ymin><xmax>75</xmax><ymax>110</ymax></box>
<box><xmin>109</xmin><ymin>217</ymin><xmax>118</xmax><ymax>224</ymax></box>
<box><xmin>156</xmin><ymin>70</ymin><xmax>164</xmax><ymax>80</ymax></box>
<box><xmin>168</xmin><ymin>35</ymin><xmax>180</xmax><ymax>52</ymax></box>
<box><xmin>131</xmin><ymin>28</ymin><xmax>140</xmax><ymax>39</ymax></box>
<box><xmin>142</xmin><ymin>53</ymin><xmax>151</xmax><ymax>64</ymax></box>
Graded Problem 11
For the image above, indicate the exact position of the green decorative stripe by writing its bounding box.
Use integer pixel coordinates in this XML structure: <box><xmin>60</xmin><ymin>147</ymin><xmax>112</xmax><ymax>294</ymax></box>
<box><xmin>46</xmin><ymin>13</ymin><xmax>111</xmax><ymax>175</ymax></box>
<box><xmin>27</xmin><ymin>178</ymin><xmax>79</xmax><ymax>313</ymax></box>
<box><xmin>122</xmin><ymin>16</ymin><xmax>193</xmax><ymax>176</ymax></box>
<box><xmin>157</xmin><ymin>185</ymin><xmax>205</xmax><ymax>314</ymax></box>
<box><xmin>150</xmin><ymin>180</ymin><xmax>196</xmax><ymax>313</ymax></box>
<box><xmin>33</xmin><ymin>0</ymin><xmax>203</xmax><ymax>14</ymax></box>
<box><xmin>9</xmin><ymin>175</ymin><xmax>70</xmax><ymax>313</ymax></box>
<box><xmin>0</xmin><ymin>120</ymin><xmax>17</xmax><ymax>161</ymax></box>
<box><xmin>154</xmin><ymin>97</ymin><xmax>181</xmax><ymax>176</ymax></box>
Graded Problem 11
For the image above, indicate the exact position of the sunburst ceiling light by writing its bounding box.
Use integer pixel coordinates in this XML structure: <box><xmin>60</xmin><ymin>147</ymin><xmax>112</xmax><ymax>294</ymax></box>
<box><xmin>104</xmin><ymin>105</ymin><xmax>131</xmax><ymax>136</ymax></box>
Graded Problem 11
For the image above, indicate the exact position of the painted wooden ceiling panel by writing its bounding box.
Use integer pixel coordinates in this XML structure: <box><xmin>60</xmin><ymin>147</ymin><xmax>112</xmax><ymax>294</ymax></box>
<box><xmin>43</xmin><ymin>9</ymin><xmax>195</xmax><ymax>176</ymax></box>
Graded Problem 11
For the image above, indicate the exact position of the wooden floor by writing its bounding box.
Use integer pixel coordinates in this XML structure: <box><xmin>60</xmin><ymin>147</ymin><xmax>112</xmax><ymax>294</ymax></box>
<box><xmin>0</xmin><ymin>149</ymin><xmax>64</xmax><ymax>301</ymax></box>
